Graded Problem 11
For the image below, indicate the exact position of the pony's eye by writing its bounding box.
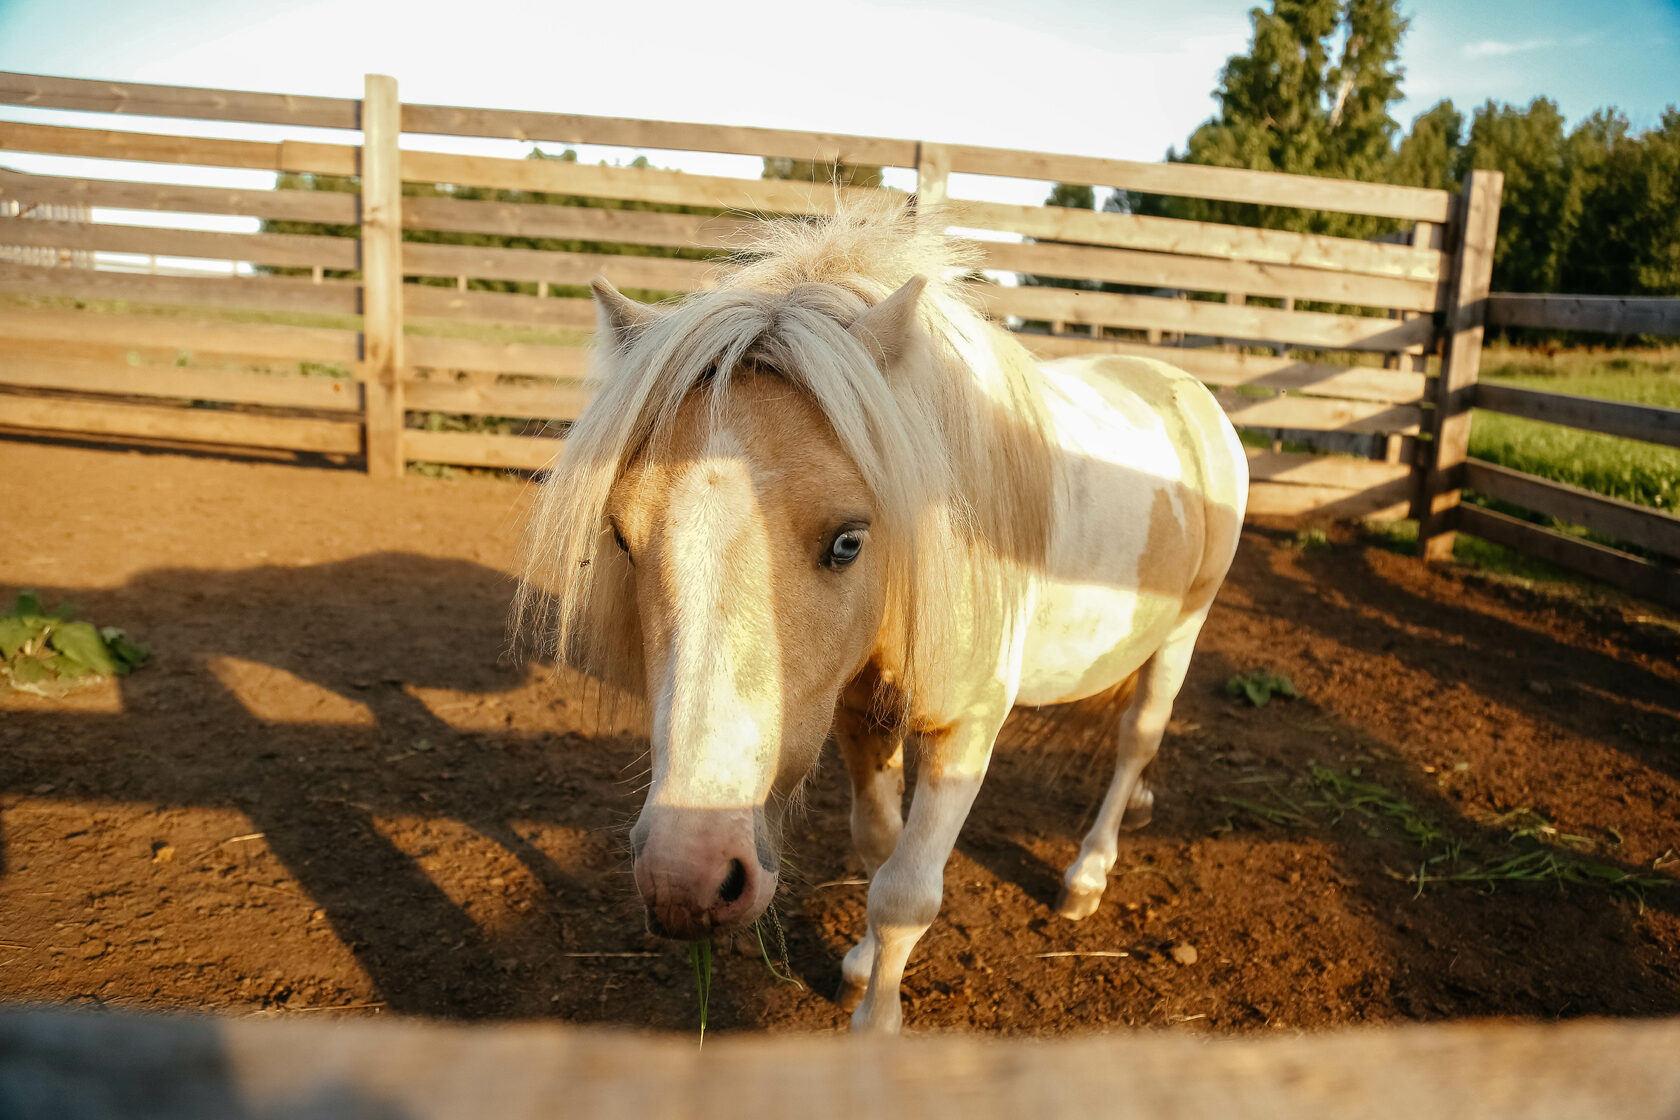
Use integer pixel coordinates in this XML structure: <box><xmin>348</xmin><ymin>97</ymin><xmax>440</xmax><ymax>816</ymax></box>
<box><xmin>824</xmin><ymin>527</ymin><xmax>865</xmax><ymax>570</ymax></box>
<box><xmin>609</xmin><ymin>520</ymin><xmax>630</xmax><ymax>557</ymax></box>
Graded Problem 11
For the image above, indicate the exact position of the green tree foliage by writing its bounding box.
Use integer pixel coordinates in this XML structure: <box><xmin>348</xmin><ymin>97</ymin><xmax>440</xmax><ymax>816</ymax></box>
<box><xmin>261</xmin><ymin>148</ymin><xmax>728</xmax><ymax>302</ymax></box>
<box><xmin>1390</xmin><ymin>99</ymin><xmax>1462</xmax><ymax>190</ymax></box>
<box><xmin>1560</xmin><ymin>109</ymin><xmax>1680</xmax><ymax>297</ymax></box>
<box><xmin>1124</xmin><ymin>0</ymin><xmax>1410</xmax><ymax>239</ymax></box>
<box><xmin>1455</xmin><ymin>98</ymin><xmax>1574</xmax><ymax>292</ymax></box>
<box><xmin>1105</xmin><ymin>0</ymin><xmax>1680</xmax><ymax>303</ymax></box>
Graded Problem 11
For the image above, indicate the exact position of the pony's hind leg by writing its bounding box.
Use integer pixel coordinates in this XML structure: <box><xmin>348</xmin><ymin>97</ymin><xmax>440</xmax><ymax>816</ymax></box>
<box><xmin>834</xmin><ymin>705</ymin><xmax>906</xmax><ymax>874</ymax></box>
<box><xmin>1056</xmin><ymin>608</ymin><xmax>1211</xmax><ymax>921</ymax></box>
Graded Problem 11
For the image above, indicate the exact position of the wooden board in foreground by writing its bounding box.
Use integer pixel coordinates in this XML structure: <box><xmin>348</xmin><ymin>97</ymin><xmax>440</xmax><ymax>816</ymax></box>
<box><xmin>1</xmin><ymin>1008</ymin><xmax>1678</xmax><ymax>1120</ymax></box>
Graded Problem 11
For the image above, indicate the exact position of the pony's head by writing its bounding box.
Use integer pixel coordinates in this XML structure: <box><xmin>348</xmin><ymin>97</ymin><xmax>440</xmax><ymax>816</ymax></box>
<box><xmin>518</xmin><ymin>203</ymin><xmax>1054</xmax><ymax>938</ymax></box>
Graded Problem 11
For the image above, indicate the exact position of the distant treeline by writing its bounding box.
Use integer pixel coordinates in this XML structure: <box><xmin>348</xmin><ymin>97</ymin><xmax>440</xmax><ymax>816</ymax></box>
<box><xmin>1044</xmin><ymin>0</ymin><xmax>1679</xmax><ymax>301</ymax></box>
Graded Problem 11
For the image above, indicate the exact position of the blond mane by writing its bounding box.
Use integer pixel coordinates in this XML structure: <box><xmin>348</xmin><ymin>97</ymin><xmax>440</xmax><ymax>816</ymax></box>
<box><xmin>517</xmin><ymin>198</ymin><xmax>1057</xmax><ymax>722</ymax></box>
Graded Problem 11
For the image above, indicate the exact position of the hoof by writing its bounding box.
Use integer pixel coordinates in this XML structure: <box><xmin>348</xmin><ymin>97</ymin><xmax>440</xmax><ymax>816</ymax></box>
<box><xmin>835</xmin><ymin>975</ymin><xmax>867</xmax><ymax>1013</ymax></box>
<box><xmin>1055</xmin><ymin>884</ymin><xmax>1103</xmax><ymax>922</ymax></box>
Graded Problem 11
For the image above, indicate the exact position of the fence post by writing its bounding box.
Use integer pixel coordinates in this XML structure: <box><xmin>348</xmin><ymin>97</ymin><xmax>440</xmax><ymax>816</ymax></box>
<box><xmin>915</xmin><ymin>142</ymin><xmax>950</xmax><ymax>208</ymax></box>
<box><xmin>1413</xmin><ymin>169</ymin><xmax>1502</xmax><ymax>561</ymax></box>
<box><xmin>360</xmin><ymin>73</ymin><xmax>404</xmax><ymax>478</ymax></box>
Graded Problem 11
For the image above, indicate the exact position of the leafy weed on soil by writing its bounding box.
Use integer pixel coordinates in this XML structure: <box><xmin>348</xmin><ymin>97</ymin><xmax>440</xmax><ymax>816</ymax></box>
<box><xmin>0</xmin><ymin>590</ymin><xmax>148</xmax><ymax>696</ymax></box>
<box><xmin>1225</xmin><ymin>671</ymin><xmax>1298</xmax><ymax>707</ymax></box>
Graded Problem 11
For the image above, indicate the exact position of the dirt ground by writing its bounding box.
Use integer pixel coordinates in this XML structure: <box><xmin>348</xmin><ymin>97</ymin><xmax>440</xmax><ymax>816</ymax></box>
<box><xmin>2</xmin><ymin>437</ymin><xmax>1677</xmax><ymax>1036</ymax></box>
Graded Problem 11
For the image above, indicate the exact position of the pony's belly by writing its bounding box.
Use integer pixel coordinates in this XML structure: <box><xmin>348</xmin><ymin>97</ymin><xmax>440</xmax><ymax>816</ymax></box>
<box><xmin>1014</xmin><ymin>579</ymin><xmax>1180</xmax><ymax>707</ymax></box>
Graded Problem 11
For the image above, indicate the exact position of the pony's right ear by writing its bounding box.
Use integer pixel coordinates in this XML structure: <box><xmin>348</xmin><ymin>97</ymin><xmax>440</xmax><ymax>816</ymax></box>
<box><xmin>847</xmin><ymin>275</ymin><xmax>926</xmax><ymax>371</ymax></box>
<box><xmin>591</xmin><ymin>276</ymin><xmax>661</xmax><ymax>350</ymax></box>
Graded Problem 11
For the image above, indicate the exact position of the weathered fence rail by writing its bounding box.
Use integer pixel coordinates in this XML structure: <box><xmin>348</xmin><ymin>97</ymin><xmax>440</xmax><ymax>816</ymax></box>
<box><xmin>1</xmin><ymin>68</ymin><xmax>1463</xmax><ymax>523</ymax></box>
<box><xmin>4</xmin><ymin>1006</ymin><xmax>1679</xmax><ymax>1120</ymax></box>
<box><xmin>2</xmin><ymin>70</ymin><xmax>1676</xmax><ymax>606</ymax></box>
<box><xmin>1444</xmin><ymin>291</ymin><xmax>1680</xmax><ymax>607</ymax></box>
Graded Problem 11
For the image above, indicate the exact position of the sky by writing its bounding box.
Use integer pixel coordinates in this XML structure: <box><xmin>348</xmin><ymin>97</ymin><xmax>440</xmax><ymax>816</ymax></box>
<box><xmin>1</xmin><ymin>0</ymin><xmax>1675</xmax><ymax>265</ymax></box>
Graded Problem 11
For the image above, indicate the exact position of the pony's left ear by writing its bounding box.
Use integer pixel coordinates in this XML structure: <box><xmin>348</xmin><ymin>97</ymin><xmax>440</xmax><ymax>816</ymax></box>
<box><xmin>847</xmin><ymin>275</ymin><xmax>926</xmax><ymax>371</ymax></box>
<box><xmin>591</xmin><ymin>276</ymin><xmax>662</xmax><ymax>350</ymax></box>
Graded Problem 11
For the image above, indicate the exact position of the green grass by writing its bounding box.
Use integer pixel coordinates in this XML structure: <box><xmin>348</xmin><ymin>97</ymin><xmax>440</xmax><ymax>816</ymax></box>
<box><xmin>1474</xmin><ymin>345</ymin><xmax>1680</xmax><ymax>515</ymax></box>
<box><xmin>1222</xmin><ymin>765</ymin><xmax>1676</xmax><ymax>909</ymax></box>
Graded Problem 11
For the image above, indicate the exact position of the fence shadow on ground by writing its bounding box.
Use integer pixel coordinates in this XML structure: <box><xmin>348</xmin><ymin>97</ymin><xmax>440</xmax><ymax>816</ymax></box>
<box><xmin>2</xmin><ymin>535</ymin><xmax>1677</xmax><ymax>1032</ymax></box>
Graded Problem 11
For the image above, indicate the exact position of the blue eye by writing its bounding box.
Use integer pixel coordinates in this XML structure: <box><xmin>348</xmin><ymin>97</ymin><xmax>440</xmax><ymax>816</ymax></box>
<box><xmin>825</xmin><ymin>527</ymin><xmax>865</xmax><ymax>569</ymax></box>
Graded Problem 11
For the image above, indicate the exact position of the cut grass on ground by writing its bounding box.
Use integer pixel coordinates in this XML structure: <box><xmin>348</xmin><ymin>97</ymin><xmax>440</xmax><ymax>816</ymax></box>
<box><xmin>1218</xmin><ymin>765</ymin><xmax>1677</xmax><ymax>910</ymax></box>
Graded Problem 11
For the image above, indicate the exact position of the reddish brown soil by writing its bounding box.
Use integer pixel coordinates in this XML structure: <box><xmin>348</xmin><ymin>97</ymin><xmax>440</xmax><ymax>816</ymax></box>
<box><xmin>2</xmin><ymin>438</ymin><xmax>1677</xmax><ymax>1036</ymax></box>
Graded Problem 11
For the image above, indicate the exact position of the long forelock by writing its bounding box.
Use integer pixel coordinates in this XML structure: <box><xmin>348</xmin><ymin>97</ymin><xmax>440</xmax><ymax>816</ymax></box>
<box><xmin>518</xmin><ymin>200</ymin><xmax>1059</xmax><ymax>721</ymax></box>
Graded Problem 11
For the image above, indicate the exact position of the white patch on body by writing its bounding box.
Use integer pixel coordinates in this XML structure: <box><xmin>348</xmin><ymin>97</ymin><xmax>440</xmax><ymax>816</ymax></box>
<box><xmin>1014</xmin><ymin>357</ymin><xmax>1197</xmax><ymax>706</ymax></box>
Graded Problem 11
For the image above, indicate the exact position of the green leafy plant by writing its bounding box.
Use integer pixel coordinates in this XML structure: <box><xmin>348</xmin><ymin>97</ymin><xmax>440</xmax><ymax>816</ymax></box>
<box><xmin>0</xmin><ymin>591</ymin><xmax>149</xmax><ymax>696</ymax></box>
<box><xmin>1225</xmin><ymin>670</ymin><xmax>1298</xmax><ymax>707</ymax></box>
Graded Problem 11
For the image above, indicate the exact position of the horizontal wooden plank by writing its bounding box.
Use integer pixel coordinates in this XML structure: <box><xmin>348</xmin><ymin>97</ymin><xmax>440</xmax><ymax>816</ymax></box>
<box><xmin>1246</xmin><ymin>449</ymin><xmax>1411</xmax><ymax>489</ymax></box>
<box><xmin>405</xmin><ymin>376</ymin><xmax>588</xmax><ymax>419</ymax></box>
<box><xmin>404</xmin><ymin>285</ymin><xmax>595</xmax><ymax>329</ymax></box>
<box><xmin>0</xmin><ymin>306</ymin><xmax>362</xmax><ymax>364</ymax></box>
<box><xmin>406</xmin><ymin>336</ymin><xmax>589</xmax><ymax>378</ymax></box>
<box><xmin>0</xmin><ymin>122</ymin><xmax>356</xmax><ymax>176</ymax></box>
<box><xmin>952</xmin><ymin>200</ymin><xmax>1445</xmax><ymax>281</ymax></box>
<box><xmin>1214</xmin><ymin>391</ymin><xmax>1421</xmax><ymax>434</ymax></box>
<box><xmin>1484</xmin><ymin>293</ymin><xmax>1680</xmax><ymax>336</ymax></box>
<box><xmin>977</xmin><ymin>239</ymin><xmax>1443</xmax><ymax>313</ymax></box>
<box><xmin>402</xmin><ymin>241</ymin><xmax>714</xmax><ymax>290</ymax></box>
<box><xmin>0</xmin><ymin>352</ymin><xmax>362</xmax><ymax>411</ymax></box>
<box><xmin>402</xmin><ymin>194</ymin><xmax>755</xmax><ymax>247</ymax></box>
<box><xmin>1456</xmin><ymin>504</ymin><xmax>1680</xmax><ymax>609</ymax></box>
<box><xmin>945</xmin><ymin>145</ymin><xmax>1453</xmax><ymax>223</ymax></box>
<box><xmin>0</xmin><ymin>71</ymin><xmax>360</xmax><ymax>129</ymax></box>
<box><xmin>1464</xmin><ymin>459</ymin><xmax>1680</xmax><ymax>560</ymax></box>
<box><xmin>1475</xmin><ymin>383</ymin><xmax>1680</xmax><ymax>450</ymax></box>
<box><xmin>0</xmin><ymin>217</ymin><xmax>358</xmax><ymax>270</ymax></box>
<box><xmin>0</xmin><ymin>169</ymin><xmax>360</xmax><ymax>224</ymax></box>
<box><xmin>401</xmin><ymin>101</ymin><xmax>918</xmax><ymax>168</ymax></box>
<box><xmin>399</xmin><ymin>148</ymin><xmax>895</xmax><ymax>216</ymax></box>
<box><xmin>402</xmin><ymin>427</ymin><xmax>560</xmax><ymax>470</ymax></box>
<box><xmin>976</xmin><ymin>284</ymin><xmax>1436</xmax><ymax>352</ymax></box>
<box><xmin>1246</xmin><ymin>477</ymin><xmax>1412</xmax><ymax>521</ymax></box>
<box><xmin>8</xmin><ymin>1007</ymin><xmax>1680</xmax><ymax>1120</ymax></box>
<box><xmin>0</xmin><ymin>260</ymin><xmax>363</xmax><ymax>316</ymax></box>
<box><xmin>1021</xmin><ymin>335</ymin><xmax>1428</xmax><ymax>404</ymax></box>
<box><xmin>0</xmin><ymin>390</ymin><xmax>363</xmax><ymax>453</ymax></box>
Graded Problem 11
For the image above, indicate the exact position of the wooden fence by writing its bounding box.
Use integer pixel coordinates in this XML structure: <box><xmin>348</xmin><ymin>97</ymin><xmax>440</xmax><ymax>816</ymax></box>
<box><xmin>0</xmin><ymin>69</ymin><xmax>1465</xmax><ymax>524</ymax></box>
<box><xmin>1</xmin><ymin>70</ymin><xmax>1675</xmax><ymax>605</ymax></box>
<box><xmin>5</xmin><ymin>1005</ymin><xmax>1680</xmax><ymax>1120</ymax></box>
<box><xmin>1442</xmin><ymin>293</ymin><xmax>1680</xmax><ymax>607</ymax></box>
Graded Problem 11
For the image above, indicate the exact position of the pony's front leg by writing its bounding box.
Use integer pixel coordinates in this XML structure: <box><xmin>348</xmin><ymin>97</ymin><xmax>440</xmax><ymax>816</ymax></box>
<box><xmin>847</xmin><ymin>709</ymin><xmax>1007</xmax><ymax>1034</ymax></box>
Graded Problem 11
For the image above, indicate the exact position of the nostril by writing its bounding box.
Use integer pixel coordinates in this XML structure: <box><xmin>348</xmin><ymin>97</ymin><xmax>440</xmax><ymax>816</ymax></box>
<box><xmin>718</xmin><ymin>858</ymin><xmax>748</xmax><ymax>903</ymax></box>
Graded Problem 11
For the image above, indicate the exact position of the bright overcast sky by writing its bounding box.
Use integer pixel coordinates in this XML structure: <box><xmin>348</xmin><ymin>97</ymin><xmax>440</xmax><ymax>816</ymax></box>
<box><xmin>2</xmin><ymin>0</ymin><xmax>1675</xmax><ymax>160</ymax></box>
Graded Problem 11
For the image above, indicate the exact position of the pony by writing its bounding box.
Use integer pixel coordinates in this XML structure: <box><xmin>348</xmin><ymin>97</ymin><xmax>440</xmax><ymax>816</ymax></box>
<box><xmin>518</xmin><ymin>199</ymin><xmax>1247</xmax><ymax>1033</ymax></box>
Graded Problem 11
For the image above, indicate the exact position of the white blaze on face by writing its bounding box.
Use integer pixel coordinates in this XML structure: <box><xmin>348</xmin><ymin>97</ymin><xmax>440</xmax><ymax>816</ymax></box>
<box><xmin>647</xmin><ymin>428</ymin><xmax>784</xmax><ymax>812</ymax></box>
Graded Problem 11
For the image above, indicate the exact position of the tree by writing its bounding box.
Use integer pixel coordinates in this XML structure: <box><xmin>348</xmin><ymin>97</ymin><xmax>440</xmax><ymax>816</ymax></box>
<box><xmin>1562</xmin><ymin>108</ymin><xmax>1680</xmax><ymax>298</ymax></box>
<box><xmin>1390</xmin><ymin>99</ymin><xmax>1462</xmax><ymax>190</ymax></box>
<box><xmin>1126</xmin><ymin>0</ymin><xmax>1410</xmax><ymax>238</ymax></box>
<box><xmin>1454</xmin><ymin>98</ymin><xmax>1573</xmax><ymax>292</ymax></box>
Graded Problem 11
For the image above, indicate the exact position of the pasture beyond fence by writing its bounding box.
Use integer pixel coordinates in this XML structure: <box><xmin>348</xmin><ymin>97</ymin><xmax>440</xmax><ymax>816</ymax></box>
<box><xmin>0</xmin><ymin>71</ymin><xmax>1677</xmax><ymax>606</ymax></box>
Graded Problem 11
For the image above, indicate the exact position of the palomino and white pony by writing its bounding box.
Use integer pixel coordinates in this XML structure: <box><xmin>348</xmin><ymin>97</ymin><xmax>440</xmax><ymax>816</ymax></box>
<box><xmin>520</xmin><ymin>201</ymin><xmax>1247</xmax><ymax>1033</ymax></box>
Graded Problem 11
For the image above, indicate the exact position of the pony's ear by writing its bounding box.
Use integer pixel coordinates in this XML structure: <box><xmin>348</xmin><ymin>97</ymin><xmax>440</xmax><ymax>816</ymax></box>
<box><xmin>847</xmin><ymin>275</ymin><xmax>926</xmax><ymax>370</ymax></box>
<box><xmin>591</xmin><ymin>276</ymin><xmax>661</xmax><ymax>350</ymax></box>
